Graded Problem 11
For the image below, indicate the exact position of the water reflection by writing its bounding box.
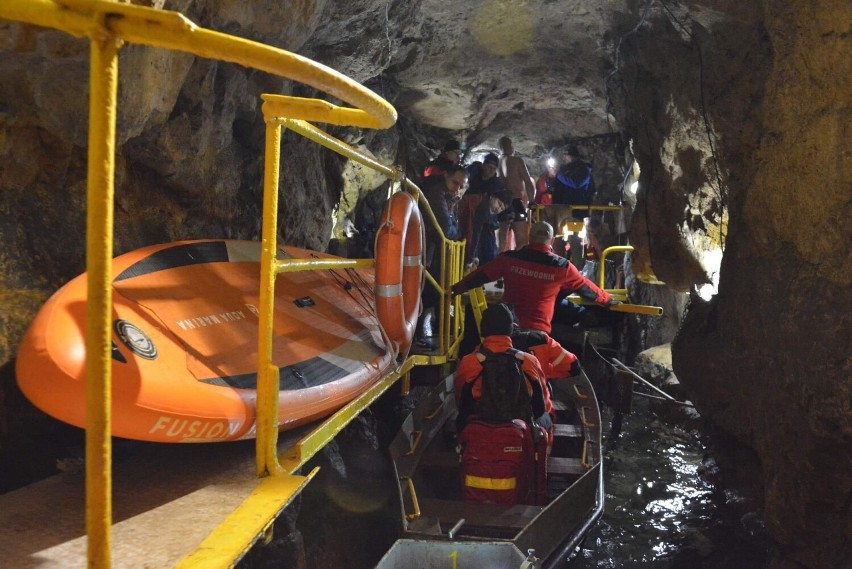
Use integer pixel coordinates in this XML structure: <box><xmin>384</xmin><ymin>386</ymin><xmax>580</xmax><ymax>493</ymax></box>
<box><xmin>573</xmin><ymin>400</ymin><xmax>770</xmax><ymax>568</ymax></box>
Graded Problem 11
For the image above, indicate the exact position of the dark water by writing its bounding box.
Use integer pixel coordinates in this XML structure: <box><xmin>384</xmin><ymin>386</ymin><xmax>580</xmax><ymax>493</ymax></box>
<box><xmin>241</xmin><ymin>390</ymin><xmax>773</xmax><ymax>568</ymax></box>
<box><xmin>573</xmin><ymin>400</ymin><xmax>772</xmax><ymax>569</ymax></box>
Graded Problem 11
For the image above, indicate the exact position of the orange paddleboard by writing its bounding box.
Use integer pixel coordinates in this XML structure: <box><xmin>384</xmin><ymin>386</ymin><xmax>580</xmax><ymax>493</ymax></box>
<box><xmin>16</xmin><ymin>240</ymin><xmax>394</xmax><ymax>443</ymax></box>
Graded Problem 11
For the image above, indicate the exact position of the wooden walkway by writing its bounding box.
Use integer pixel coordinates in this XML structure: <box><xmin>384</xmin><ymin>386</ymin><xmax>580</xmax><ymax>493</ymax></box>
<box><xmin>0</xmin><ymin>427</ymin><xmax>312</xmax><ymax>568</ymax></box>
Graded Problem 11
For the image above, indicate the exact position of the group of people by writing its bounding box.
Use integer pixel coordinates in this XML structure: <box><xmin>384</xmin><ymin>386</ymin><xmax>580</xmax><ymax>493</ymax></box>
<box><xmin>451</xmin><ymin>221</ymin><xmax>618</xmax><ymax>442</ymax></box>
<box><xmin>422</xmin><ymin>138</ymin><xmax>597</xmax><ymax>266</ymax></box>
<box><xmin>413</xmin><ymin>137</ymin><xmax>621</xmax><ymax>462</ymax></box>
<box><xmin>414</xmin><ymin>136</ymin><xmax>604</xmax><ymax>349</ymax></box>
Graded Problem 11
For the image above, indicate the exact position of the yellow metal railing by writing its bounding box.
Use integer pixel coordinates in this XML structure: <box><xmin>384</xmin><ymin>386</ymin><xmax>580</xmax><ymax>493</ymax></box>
<box><xmin>530</xmin><ymin>203</ymin><xmax>625</xmax><ymax>222</ymax></box>
<box><xmin>84</xmin><ymin>29</ymin><xmax>118</xmax><ymax>567</ymax></box>
<box><xmin>466</xmin><ymin>243</ymin><xmax>662</xmax><ymax>319</ymax></box>
<box><xmin>531</xmin><ymin>203</ymin><xmax>664</xmax><ymax>286</ymax></box>
<box><xmin>260</xmin><ymin>112</ymin><xmax>465</xmax><ymax>360</ymax></box>
<box><xmin>598</xmin><ymin>244</ymin><xmax>632</xmax><ymax>291</ymax></box>
<box><xmin>467</xmin><ymin>286</ymin><xmax>489</xmax><ymax>336</ymax></box>
<box><xmin>266</xmin><ymin>105</ymin><xmax>466</xmax><ymax>359</ymax></box>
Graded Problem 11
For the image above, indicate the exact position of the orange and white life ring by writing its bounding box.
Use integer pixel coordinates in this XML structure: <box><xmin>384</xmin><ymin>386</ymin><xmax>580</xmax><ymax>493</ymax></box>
<box><xmin>375</xmin><ymin>191</ymin><xmax>423</xmax><ymax>352</ymax></box>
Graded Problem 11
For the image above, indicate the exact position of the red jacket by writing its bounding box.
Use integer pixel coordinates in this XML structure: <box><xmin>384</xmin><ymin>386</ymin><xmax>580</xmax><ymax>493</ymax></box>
<box><xmin>535</xmin><ymin>172</ymin><xmax>554</xmax><ymax>205</ymax></box>
<box><xmin>454</xmin><ymin>335</ymin><xmax>550</xmax><ymax>417</ymax></box>
<box><xmin>510</xmin><ymin>328</ymin><xmax>578</xmax><ymax>379</ymax></box>
<box><xmin>452</xmin><ymin>243</ymin><xmax>612</xmax><ymax>333</ymax></box>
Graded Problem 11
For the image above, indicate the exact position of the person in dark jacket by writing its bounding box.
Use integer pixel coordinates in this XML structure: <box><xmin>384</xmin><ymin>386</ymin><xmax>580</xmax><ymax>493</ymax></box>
<box><xmin>416</xmin><ymin>164</ymin><xmax>468</xmax><ymax>349</ymax></box>
<box><xmin>552</xmin><ymin>146</ymin><xmax>595</xmax><ymax>219</ymax></box>
<box><xmin>451</xmin><ymin>221</ymin><xmax>618</xmax><ymax>333</ymax></box>
<box><xmin>421</xmin><ymin>164</ymin><xmax>466</xmax><ymax>246</ymax></box>
<box><xmin>458</xmin><ymin>153</ymin><xmax>505</xmax><ymax>267</ymax></box>
<box><xmin>423</xmin><ymin>139</ymin><xmax>462</xmax><ymax>178</ymax></box>
<box><xmin>466</xmin><ymin>191</ymin><xmax>506</xmax><ymax>269</ymax></box>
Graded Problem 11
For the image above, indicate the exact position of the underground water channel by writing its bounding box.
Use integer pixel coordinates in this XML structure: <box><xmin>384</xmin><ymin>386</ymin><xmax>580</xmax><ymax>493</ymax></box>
<box><xmin>240</xmin><ymin>384</ymin><xmax>774</xmax><ymax>569</ymax></box>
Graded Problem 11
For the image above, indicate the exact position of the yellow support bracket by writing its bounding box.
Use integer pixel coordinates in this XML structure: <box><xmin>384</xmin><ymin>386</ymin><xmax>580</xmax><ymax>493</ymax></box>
<box><xmin>176</xmin><ymin>469</ymin><xmax>318</xmax><ymax>568</ymax></box>
<box><xmin>566</xmin><ymin>295</ymin><xmax>663</xmax><ymax>316</ymax></box>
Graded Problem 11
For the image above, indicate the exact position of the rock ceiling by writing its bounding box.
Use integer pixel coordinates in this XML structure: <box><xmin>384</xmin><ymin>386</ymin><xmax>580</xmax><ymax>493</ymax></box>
<box><xmin>300</xmin><ymin>0</ymin><xmax>632</xmax><ymax>158</ymax></box>
<box><xmin>392</xmin><ymin>0</ymin><xmax>622</xmax><ymax>154</ymax></box>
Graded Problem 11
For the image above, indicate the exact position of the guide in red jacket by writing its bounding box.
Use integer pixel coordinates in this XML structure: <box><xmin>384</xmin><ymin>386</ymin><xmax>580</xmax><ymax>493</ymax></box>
<box><xmin>451</xmin><ymin>221</ymin><xmax>617</xmax><ymax>333</ymax></box>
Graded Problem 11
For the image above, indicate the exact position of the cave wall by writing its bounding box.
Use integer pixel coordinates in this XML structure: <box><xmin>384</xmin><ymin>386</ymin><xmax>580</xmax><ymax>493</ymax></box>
<box><xmin>610</xmin><ymin>2</ymin><xmax>850</xmax><ymax>568</ymax></box>
<box><xmin>0</xmin><ymin>1</ymin><xmax>420</xmax><ymax>364</ymax></box>
<box><xmin>0</xmin><ymin>2</ymin><xmax>849</xmax><ymax>567</ymax></box>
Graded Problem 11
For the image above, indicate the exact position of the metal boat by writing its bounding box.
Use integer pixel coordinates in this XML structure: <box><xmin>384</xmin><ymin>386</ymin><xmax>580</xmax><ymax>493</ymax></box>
<box><xmin>378</xmin><ymin>367</ymin><xmax>604</xmax><ymax>568</ymax></box>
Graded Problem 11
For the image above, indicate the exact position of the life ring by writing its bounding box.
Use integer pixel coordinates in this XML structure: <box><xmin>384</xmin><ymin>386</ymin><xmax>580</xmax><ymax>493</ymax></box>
<box><xmin>375</xmin><ymin>191</ymin><xmax>423</xmax><ymax>352</ymax></box>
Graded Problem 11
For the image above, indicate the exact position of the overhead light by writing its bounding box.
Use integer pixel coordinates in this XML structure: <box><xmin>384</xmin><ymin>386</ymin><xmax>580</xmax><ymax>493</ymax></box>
<box><xmin>628</xmin><ymin>181</ymin><xmax>639</xmax><ymax>194</ymax></box>
<box><xmin>546</xmin><ymin>157</ymin><xmax>556</xmax><ymax>169</ymax></box>
<box><xmin>696</xmin><ymin>283</ymin><xmax>716</xmax><ymax>301</ymax></box>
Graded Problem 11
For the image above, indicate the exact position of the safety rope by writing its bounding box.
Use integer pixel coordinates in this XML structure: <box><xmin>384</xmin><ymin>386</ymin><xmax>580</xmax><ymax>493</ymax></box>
<box><xmin>585</xmin><ymin>338</ymin><xmax>694</xmax><ymax>408</ymax></box>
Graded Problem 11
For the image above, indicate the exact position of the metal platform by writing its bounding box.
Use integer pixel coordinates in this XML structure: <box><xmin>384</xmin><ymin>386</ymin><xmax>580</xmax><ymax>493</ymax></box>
<box><xmin>0</xmin><ymin>427</ymin><xmax>313</xmax><ymax>569</ymax></box>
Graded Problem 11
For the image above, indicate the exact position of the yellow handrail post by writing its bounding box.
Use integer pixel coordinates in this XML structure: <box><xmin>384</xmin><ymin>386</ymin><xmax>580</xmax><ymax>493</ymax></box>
<box><xmin>85</xmin><ymin>26</ymin><xmax>120</xmax><ymax>569</ymax></box>
<box><xmin>468</xmin><ymin>287</ymin><xmax>488</xmax><ymax>339</ymax></box>
<box><xmin>438</xmin><ymin>240</ymin><xmax>448</xmax><ymax>353</ymax></box>
<box><xmin>256</xmin><ymin>119</ymin><xmax>284</xmax><ymax>477</ymax></box>
<box><xmin>599</xmin><ymin>245</ymin><xmax>634</xmax><ymax>291</ymax></box>
<box><xmin>450</xmin><ymin>240</ymin><xmax>465</xmax><ymax>357</ymax></box>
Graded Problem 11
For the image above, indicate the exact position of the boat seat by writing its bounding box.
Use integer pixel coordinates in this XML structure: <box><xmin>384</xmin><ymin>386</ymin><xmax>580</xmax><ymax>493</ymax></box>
<box><xmin>417</xmin><ymin>498</ymin><xmax>542</xmax><ymax>532</ymax></box>
<box><xmin>547</xmin><ymin>456</ymin><xmax>586</xmax><ymax>477</ymax></box>
<box><xmin>418</xmin><ymin>449</ymin><xmax>460</xmax><ymax>470</ymax></box>
<box><xmin>552</xmin><ymin>424</ymin><xmax>582</xmax><ymax>438</ymax></box>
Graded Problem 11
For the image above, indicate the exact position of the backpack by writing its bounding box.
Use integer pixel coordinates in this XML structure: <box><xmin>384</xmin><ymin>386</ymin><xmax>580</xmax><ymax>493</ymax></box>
<box><xmin>554</xmin><ymin>162</ymin><xmax>594</xmax><ymax>207</ymax></box>
<box><xmin>475</xmin><ymin>347</ymin><xmax>533</xmax><ymax>424</ymax></box>
<box><xmin>556</xmin><ymin>165</ymin><xmax>592</xmax><ymax>190</ymax></box>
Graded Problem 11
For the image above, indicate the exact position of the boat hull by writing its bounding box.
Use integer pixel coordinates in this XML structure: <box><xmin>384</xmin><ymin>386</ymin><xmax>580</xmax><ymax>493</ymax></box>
<box><xmin>382</xmin><ymin>370</ymin><xmax>604</xmax><ymax>568</ymax></box>
<box><xmin>16</xmin><ymin>240</ymin><xmax>393</xmax><ymax>443</ymax></box>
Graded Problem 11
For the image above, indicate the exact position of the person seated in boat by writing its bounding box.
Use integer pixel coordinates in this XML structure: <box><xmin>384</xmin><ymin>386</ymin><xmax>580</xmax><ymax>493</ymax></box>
<box><xmin>451</xmin><ymin>221</ymin><xmax>618</xmax><ymax>334</ymax></box>
<box><xmin>507</xmin><ymin>304</ymin><xmax>580</xmax><ymax>380</ymax></box>
<box><xmin>454</xmin><ymin>303</ymin><xmax>551</xmax><ymax>433</ymax></box>
<box><xmin>504</xmin><ymin>303</ymin><xmax>581</xmax><ymax>433</ymax></box>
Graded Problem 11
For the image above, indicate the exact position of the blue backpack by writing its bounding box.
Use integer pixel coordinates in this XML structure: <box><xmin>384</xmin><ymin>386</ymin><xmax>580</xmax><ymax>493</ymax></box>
<box><xmin>554</xmin><ymin>163</ymin><xmax>593</xmax><ymax>206</ymax></box>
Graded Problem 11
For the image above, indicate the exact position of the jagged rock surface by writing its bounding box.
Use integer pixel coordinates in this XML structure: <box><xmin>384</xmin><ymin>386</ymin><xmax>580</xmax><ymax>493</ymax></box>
<box><xmin>0</xmin><ymin>1</ymin><xmax>849</xmax><ymax>568</ymax></box>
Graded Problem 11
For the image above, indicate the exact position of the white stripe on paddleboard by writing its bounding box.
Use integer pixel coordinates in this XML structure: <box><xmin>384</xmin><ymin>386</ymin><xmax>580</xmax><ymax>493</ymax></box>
<box><xmin>225</xmin><ymin>241</ymin><xmax>263</xmax><ymax>262</ymax></box>
<box><xmin>318</xmin><ymin>330</ymin><xmax>390</xmax><ymax>373</ymax></box>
